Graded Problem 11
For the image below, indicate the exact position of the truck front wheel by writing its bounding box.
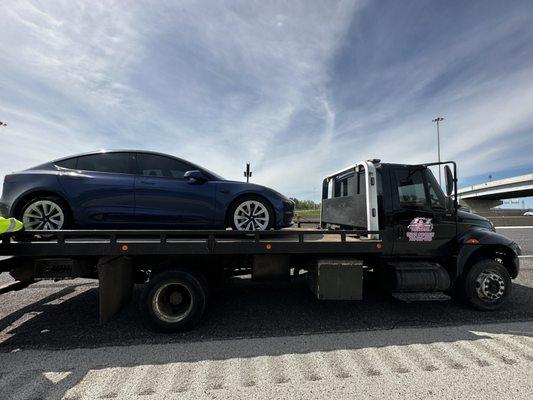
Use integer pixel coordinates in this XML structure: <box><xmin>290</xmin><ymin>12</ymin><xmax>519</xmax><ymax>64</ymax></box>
<box><xmin>140</xmin><ymin>270</ymin><xmax>208</xmax><ymax>332</ymax></box>
<box><xmin>464</xmin><ymin>259</ymin><xmax>511</xmax><ymax>311</ymax></box>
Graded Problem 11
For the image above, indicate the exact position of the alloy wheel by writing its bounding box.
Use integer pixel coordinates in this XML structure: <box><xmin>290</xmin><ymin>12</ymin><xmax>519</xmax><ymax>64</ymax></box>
<box><xmin>233</xmin><ymin>200</ymin><xmax>270</xmax><ymax>231</ymax></box>
<box><xmin>22</xmin><ymin>200</ymin><xmax>65</xmax><ymax>230</ymax></box>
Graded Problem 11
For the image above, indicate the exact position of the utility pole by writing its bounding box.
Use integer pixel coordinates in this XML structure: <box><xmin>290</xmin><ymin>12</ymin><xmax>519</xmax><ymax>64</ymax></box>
<box><xmin>244</xmin><ymin>162</ymin><xmax>252</xmax><ymax>183</ymax></box>
<box><xmin>432</xmin><ymin>117</ymin><xmax>444</xmax><ymax>185</ymax></box>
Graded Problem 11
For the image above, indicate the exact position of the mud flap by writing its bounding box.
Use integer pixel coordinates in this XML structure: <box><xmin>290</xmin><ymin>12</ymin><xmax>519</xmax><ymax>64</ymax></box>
<box><xmin>97</xmin><ymin>256</ymin><xmax>133</xmax><ymax>324</ymax></box>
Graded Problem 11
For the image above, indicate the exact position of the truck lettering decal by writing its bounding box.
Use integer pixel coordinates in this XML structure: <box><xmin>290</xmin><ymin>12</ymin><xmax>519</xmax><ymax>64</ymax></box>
<box><xmin>407</xmin><ymin>217</ymin><xmax>435</xmax><ymax>242</ymax></box>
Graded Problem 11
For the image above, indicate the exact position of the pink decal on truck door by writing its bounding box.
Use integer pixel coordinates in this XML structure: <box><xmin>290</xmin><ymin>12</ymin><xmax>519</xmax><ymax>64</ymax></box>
<box><xmin>407</xmin><ymin>217</ymin><xmax>435</xmax><ymax>242</ymax></box>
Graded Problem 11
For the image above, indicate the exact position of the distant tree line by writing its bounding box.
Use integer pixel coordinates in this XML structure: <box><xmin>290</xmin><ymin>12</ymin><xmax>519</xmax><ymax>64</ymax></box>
<box><xmin>289</xmin><ymin>198</ymin><xmax>320</xmax><ymax>210</ymax></box>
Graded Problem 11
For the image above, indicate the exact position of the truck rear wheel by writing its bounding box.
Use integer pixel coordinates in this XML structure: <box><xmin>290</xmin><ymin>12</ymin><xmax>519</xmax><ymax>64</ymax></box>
<box><xmin>140</xmin><ymin>270</ymin><xmax>208</xmax><ymax>332</ymax></box>
<box><xmin>464</xmin><ymin>259</ymin><xmax>511</xmax><ymax>311</ymax></box>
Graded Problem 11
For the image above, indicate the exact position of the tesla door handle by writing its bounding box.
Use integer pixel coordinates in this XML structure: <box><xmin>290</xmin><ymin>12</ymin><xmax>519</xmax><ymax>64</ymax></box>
<box><xmin>64</xmin><ymin>174</ymin><xmax>85</xmax><ymax>180</ymax></box>
<box><xmin>139</xmin><ymin>180</ymin><xmax>156</xmax><ymax>185</ymax></box>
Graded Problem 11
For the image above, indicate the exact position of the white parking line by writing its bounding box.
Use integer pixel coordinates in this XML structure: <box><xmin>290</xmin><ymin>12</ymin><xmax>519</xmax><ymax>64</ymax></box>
<box><xmin>496</xmin><ymin>226</ymin><xmax>533</xmax><ymax>229</ymax></box>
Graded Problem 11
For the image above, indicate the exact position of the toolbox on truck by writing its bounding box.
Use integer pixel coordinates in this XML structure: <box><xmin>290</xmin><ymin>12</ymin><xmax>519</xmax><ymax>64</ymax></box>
<box><xmin>309</xmin><ymin>259</ymin><xmax>363</xmax><ymax>300</ymax></box>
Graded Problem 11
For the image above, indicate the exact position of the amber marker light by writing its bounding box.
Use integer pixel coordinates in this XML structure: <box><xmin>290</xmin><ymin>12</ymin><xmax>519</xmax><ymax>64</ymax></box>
<box><xmin>265</xmin><ymin>243</ymin><xmax>272</xmax><ymax>250</ymax></box>
<box><xmin>122</xmin><ymin>244</ymin><xmax>129</xmax><ymax>251</ymax></box>
<box><xmin>466</xmin><ymin>238</ymin><xmax>479</xmax><ymax>245</ymax></box>
<box><xmin>376</xmin><ymin>243</ymin><xmax>384</xmax><ymax>249</ymax></box>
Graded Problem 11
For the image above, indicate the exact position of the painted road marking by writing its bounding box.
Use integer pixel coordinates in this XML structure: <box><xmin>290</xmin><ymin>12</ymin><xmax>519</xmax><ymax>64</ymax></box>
<box><xmin>496</xmin><ymin>226</ymin><xmax>533</xmax><ymax>229</ymax></box>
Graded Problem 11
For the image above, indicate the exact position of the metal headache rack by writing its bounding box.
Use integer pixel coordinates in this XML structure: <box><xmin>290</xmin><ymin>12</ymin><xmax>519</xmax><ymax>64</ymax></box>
<box><xmin>0</xmin><ymin>229</ymin><xmax>383</xmax><ymax>257</ymax></box>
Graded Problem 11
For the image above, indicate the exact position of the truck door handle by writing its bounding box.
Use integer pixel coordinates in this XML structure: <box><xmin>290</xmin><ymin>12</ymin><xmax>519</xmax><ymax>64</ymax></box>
<box><xmin>398</xmin><ymin>226</ymin><xmax>406</xmax><ymax>239</ymax></box>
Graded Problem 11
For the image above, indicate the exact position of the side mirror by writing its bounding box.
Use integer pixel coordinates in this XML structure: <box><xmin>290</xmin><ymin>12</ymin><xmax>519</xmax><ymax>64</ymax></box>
<box><xmin>444</xmin><ymin>165</ymin><xmax>454</xmax><ymax>196</ymax></box>
<box><xmin>184</xmin><ymin>170</ymin><xmax>207</xmax><ymax>183</ymax></box>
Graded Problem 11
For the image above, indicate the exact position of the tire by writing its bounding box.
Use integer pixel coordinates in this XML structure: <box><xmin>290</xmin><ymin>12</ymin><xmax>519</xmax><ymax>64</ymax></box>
<box><xmin>464</xmin><ymin>259</ymin><xmax>511</xmax><ymax>311</ymax></box>
<box><xmin>19</xmin><ymin>195</ymin><xmax>70</xmax><ymax>231</ymax></box>
<box><xmin>140</xmin><ymin>269</ymin><xmax>208</xmax><ymax>332</ymax></box>
<box><xmin>229</xmin><ymin>195</ymin><xmax>274</xmax><ymax>231</ymax></box>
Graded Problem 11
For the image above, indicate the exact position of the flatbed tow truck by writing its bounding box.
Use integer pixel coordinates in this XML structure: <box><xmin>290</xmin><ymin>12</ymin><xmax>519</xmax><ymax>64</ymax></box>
<box><xmin>0</xmin><ymin>160</ymin><xmax>522</xmax><ymax>332</ymax></box>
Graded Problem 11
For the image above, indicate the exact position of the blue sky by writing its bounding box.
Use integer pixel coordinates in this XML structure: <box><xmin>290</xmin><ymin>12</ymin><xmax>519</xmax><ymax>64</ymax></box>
<box><xmin>0</xmin><ymin>0</ymin><xmax>532</xmax><ymax>204</ymax></box>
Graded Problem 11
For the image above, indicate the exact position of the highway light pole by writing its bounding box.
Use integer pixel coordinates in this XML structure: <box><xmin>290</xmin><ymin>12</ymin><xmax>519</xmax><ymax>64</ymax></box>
<box><xmin>244</xmin><ymin>163</ymin><xmax>252</xmax><ymax>183</ymax></box>
<box><xmin>432</xmin><ymin>117</ymin><xmax>444</xmax><ymax>186</ymax></box>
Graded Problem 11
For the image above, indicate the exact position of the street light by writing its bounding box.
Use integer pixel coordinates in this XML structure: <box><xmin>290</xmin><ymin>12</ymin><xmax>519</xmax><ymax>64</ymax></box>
<box><xmin>432</xmin><ymin>117</ymin><xmax>444</xmax><ymax>185</ymax></box>
<box><xmin>244</xmin><ymin>162</ymin><xmax>252</xmax><ymax>183</ymax></box>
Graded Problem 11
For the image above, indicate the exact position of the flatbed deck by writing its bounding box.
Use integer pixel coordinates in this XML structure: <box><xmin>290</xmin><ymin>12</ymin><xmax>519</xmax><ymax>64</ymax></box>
<box><xmin>0</xmin><ymin>229</ymin><xmax>382</xmax><ymax>257</ymax></box>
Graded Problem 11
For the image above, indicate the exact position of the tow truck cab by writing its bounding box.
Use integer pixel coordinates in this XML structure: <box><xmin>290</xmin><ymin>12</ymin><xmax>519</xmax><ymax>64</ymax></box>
<box><xmin>321</xmin><ymin>160</ymin><xmax>521</xmax><ymax>309</ymax></box>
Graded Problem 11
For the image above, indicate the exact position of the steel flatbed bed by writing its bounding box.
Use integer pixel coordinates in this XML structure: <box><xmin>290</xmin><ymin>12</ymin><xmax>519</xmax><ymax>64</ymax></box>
<box><xmin>0</xmin><ymin>228</ymin><xmax>383</xmax><ymax>257</ymax></box>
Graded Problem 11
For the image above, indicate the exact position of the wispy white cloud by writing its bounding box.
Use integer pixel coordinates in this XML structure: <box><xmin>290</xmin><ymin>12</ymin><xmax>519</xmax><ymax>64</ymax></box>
<box><xmin>0</xmin><ymin>0</ymin><xmax>532</xmax><ymax>201</ymax></box>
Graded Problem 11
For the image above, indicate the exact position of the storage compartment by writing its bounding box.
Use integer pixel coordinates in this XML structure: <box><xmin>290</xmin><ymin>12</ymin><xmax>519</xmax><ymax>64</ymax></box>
<box><xmin>34</xmin><ymin>258</ymin><xmax>94</xmax><ymax>280</ymax></box>
<box><xmin>252</xmin><ymin>254</ymin><xmax>290</xmax><ymax>281</ymax></box>
<box><xmin>309</xmin><ymin>259</ymin><xmax>363</xmax><ymax>300</ymax></box>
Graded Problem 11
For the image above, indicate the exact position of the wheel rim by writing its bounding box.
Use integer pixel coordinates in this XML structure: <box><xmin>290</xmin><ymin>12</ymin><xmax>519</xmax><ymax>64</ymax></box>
<box><xmin>475</xmin><ymin>269</ymin><xmax>506</xmax><ymax>301</ymax></box>
<box><xmin>22</xmin><ymin>200</ymin><xmax>65</xmax><ymax>230</ymax></box>
<box><xmin>233</xmin><ymin>200</ymin><xmax>269</xmax><ymax>231</ymax></box>
<box><xmin>152</xmin><ymin>282</ymin><xmax>194</xmax><ymax>323</ymax></box>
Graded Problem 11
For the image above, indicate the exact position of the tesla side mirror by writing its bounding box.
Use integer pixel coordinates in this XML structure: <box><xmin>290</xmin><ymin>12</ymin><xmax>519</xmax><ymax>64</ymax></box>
<box><xmin>184</xmin><ymin>170</ymin><xmax>207</xmax><ymax>183</ymax></box>
<box><xmin>444</xmin><ymin>165</ymin><xmax>454</xmax><ymax>197</ymax></box>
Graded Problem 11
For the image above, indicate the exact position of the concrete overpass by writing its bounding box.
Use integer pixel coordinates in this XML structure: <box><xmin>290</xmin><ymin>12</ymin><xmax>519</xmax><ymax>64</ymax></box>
<box><xmin>457</xmin><ymin>173</ymin><xmax>533</xmax><ymax>212</ymax></box>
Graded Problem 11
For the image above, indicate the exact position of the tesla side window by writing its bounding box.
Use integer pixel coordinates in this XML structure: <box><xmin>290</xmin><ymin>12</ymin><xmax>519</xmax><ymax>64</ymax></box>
<box><xmin>137</xmin><ymin>153</ymin><xmax>192</xmax><ymax>179</ymax></box>
<box><xmin>76</xmin><ymin>153</ymin><xmax>131</xmax><ymax>174</ymax></box>
<box><xmin>55</xmin><ymin>158</ymin><xmax>77</xmax><ymax>169</ymax></box>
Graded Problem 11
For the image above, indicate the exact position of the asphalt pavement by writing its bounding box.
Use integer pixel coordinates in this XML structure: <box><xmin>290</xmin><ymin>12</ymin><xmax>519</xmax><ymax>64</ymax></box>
<box><xmin>0</xmin><ymin>227</ymin><xmax>531</xmax><ymax>399</ymax></box>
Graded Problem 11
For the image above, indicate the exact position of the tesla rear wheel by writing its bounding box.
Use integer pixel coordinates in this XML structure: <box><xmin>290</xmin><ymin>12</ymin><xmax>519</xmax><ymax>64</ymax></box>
<box><xmin>20</xmin><ymin>196</ymin><xmax>69</xmax><ymax>231</ymax></box>
<box><xmin>230</xmin><ymin>196</ymin><xmax>273</xmax><ymax>231</ymax></box>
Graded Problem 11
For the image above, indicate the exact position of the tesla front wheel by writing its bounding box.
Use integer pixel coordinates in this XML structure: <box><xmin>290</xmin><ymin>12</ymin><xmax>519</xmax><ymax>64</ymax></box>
<box><xmin>230</xmin><ymin>196</ymin><xmax>273</xmax><ymax>231</ymax></box>
<box><xmin>20</xmin><ymin>196</ymin><xmax>69</xmax><ymax>231</ymax></box>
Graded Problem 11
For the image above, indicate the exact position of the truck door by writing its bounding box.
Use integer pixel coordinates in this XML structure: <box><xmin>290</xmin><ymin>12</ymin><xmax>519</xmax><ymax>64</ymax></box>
<box><xmin>391</xmin><ymin>166</ymin><xmax>456</xmax><ymax>257</ymax></box>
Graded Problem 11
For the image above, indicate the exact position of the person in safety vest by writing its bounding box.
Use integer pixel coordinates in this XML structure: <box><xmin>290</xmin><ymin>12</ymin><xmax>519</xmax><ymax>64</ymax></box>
<box><xmin>0</xmin><ymin>217</ymin><xmax>23</xmax><ymax>234</ymax></box>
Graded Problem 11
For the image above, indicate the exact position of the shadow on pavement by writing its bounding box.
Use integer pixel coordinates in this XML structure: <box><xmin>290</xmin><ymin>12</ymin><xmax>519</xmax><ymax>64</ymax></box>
<box><xmin>1</xmin><ymin>276</ymin><xmax>533</xmax><ymax>399</ymax></box>
<box><xmin>1</xmin><ymin>276</ymin><xmax>533</xmax><ymax>352</ymax></box>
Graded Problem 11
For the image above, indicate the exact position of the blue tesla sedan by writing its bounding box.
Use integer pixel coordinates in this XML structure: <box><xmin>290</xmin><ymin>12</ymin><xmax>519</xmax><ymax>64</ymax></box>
<box><xmin>0</xmin><ymin>150</ymin><xmax>294</xmax><ymax>231</ymax></box>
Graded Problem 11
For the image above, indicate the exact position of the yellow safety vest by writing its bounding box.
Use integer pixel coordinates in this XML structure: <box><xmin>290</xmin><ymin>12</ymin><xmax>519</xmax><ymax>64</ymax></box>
<box><xmin>0</xmin><ymin>217</ymin><xmax>24</xmax><ymax>234</ymax></box>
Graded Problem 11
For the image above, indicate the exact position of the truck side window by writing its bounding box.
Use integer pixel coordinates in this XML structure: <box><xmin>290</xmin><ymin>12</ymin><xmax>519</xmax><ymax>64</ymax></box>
<box><xmin>396</xmin><ymin>169</ymin><xmax>428</xmax><ymax>209</ymax></box>
<box><xmin>335</xmin><ymin>173</ymin><xmax>354</xmax><ymax>197</ymax></box>
<box><xmin>425</xmin><ymin>170</ymin><xmax>446</xmax><ymax>210</ymax></box>
<box><xmin>333</xmin><ymin>171</ymin><xmax>365</xmax><ymax>198</ymax></box>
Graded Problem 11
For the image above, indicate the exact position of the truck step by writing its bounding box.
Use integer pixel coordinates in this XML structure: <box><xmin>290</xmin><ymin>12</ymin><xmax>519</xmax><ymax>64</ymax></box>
<box><xmin>392</xmin><ymin>292</ymin><xmax>451</xmax><ymax>303</ymax></box>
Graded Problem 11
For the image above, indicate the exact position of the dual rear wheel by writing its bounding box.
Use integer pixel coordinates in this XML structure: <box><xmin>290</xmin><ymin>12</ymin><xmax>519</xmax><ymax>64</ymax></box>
<box><xmin>140</xmin><ymin>270</ymin><xmax>208</xmax><ymax>332</ymax></box>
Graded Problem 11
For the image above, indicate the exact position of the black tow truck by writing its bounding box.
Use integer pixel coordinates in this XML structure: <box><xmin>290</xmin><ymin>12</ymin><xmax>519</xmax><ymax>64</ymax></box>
<box><xmin>0</xmin><ymin>160</ymin><xmax>522</xmax><ymax>332</ymax></box>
